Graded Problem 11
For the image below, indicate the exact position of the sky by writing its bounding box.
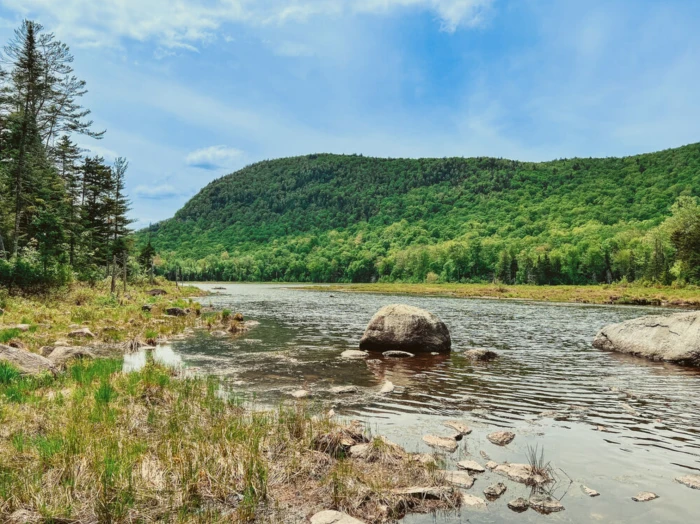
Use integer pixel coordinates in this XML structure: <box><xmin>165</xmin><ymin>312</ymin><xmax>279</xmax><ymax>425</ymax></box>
<box><xmin>0</xmin><ymin>0</ymin><xmax>699</xmax><ymax>228</ymax></box>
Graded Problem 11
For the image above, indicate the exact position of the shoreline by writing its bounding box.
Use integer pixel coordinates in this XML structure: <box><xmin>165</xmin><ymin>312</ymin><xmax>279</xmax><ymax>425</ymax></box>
<box><xmin>300</xmin><ymin>283</ymin><xmax>700</xmax><ymax>309</ymax></box>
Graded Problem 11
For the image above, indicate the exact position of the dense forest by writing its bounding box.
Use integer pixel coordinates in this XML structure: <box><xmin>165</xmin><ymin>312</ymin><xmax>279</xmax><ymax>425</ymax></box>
<box><xmin>141</xmin><ymin>147</ymin><xmax>700</xmax><ymax>285</ymax></box>
<box><xmin>0</xmin><ymin>21</ymin><xmax>138</xmax><ymax>291</ymax></box>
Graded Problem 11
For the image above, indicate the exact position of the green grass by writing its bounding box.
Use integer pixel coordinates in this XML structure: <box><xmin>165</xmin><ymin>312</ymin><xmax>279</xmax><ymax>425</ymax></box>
<box><xmin>0</xmin><ymin>361</ymin><xmax>21</xmax><ymax>385</ymax></box>
<box><xmin>0</xmin><ymin>328</ymin><xmax>22</xmax><ymax>344</ymax></box>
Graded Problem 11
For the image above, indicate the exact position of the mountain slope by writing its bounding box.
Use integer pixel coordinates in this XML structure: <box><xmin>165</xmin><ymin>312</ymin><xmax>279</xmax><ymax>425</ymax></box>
<box><xmin>141</xmin><ymin>144</ymin><xmax>700</xmax><ymax>284</ymax></box>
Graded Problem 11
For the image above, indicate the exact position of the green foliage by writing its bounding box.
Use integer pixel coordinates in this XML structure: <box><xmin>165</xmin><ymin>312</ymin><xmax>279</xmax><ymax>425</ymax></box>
<box><xmin>0</xmin><ymin>328</ymin><xmax>22</xmax><ymax>344</ymax></box>
<box><xmin>141</xmin><ymin>147</ymin><xmax>700</xmax><ymax>285</ymax></box>
<box><xmin>0</xmin><ymin>361</ymin><xmax>21</xmax><ymax>385</ymax></box>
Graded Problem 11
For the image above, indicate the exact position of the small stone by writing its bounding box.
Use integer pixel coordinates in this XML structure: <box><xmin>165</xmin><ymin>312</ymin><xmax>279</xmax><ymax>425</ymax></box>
<box><xmin>464</xmin><ymin>349</ymin><xmax>498</xmax><ymax>361</ymax></box>
<box><xmin>166</xmin><ymin>307</ymin><xmax>188</xmax><ymax>317</ymax></box>
<box><xmin>341</xmin><ymin>350</ymin><xmax>368</xmax><ymax>359</ymax></box>
<box><xmin>457</xmin><ymin>460</ymin><xmax>485</xmax><ymax>473</ymax></box>
<box><xmin>379</xmin><ymin>381</ymin><xmax>395</xmax><ymax>394</ymax></box>
<box><xmin>382</xmin><ymin>350</ymin><xmax>415</xmax><ymax>358</ymax></box>
<box><xmin>529</xmin><ymin>494</ymin><xmax>564</xmax><ymax>513</ymax></box>
<box><xmin>508</xmin><ymin>497</ymin><xmax>529</xmax><ymax>512</ymax></box>
<box><xmin>483</xmin><ymin>482</ymin><xmax>507</xmax><ymax>499</ymax></box>
<box><xmin>348</xmin><ymin>443</ymin><xmax>372</xmax><ymax>459</ymax></box>
<box><xmin>632</xmin><ymin>492</ymin><xmax>658</xmax><ymax>502</ymax></box>
<box><xmin>443</xmin><ymin>421</ymin><xmax>472</xmax><ymax>435</ymax></box>
<box><xmin>330</xmin><ymin>385</ymin><xmax>358</xmax><ymax>394</ymax></box>
<box><xmin>422</xmin><ymin>435</ymin><xmax>458</xmax><ymax>452</ymax></box>
<box><xmin>582</xmin><ymin>485</ymin><xmax>600</xmax><ymax>497</ymax></box>
<box><xmin>487</xmin><ymin>431</ymin><xmax>515</xmax><ymax>446</ymax></box>
<box><xmin>67</xmin><ymin>327</ymin><xmax>95</xmax><ymax>339</ymax></box>
<box><xmin>141</xmin><ymin>304</ymin><xmax>153</xmax><ymax>312</ymax></box>
<box><xmin>310</xmin><ymin>510</ymin><xmax>365</xmax><ymax>524</ymax></box>
<box><xmin>485</xmin><ymin>461</ymin><xmax>498</xmax><ymax>470</ymax></box>
<box><xmin>676</xmin><ymin>475</ymin><xmax>700</xmax><ymax>490</ymax></box>
<box><xmin>461</xmin><ymin>494</ymin><xmax>487</xmax><ymax>508</ymax></box>
<box><xmin>290</xmin><ymin>390</ymin><xmax>311</xmax><ymax>399</ymax></box>
<box><xmin>492</xmin><ymin>463</ymin><xmax>549</xmax><ymax>485</ymax></box>
<box><xmin>439</xmin><ymin>470</ymin><xmax>475</xmax><ymax>489</ymax></box>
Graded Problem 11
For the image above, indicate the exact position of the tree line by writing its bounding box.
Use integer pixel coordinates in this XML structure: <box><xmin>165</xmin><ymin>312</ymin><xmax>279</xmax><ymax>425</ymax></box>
<box><xmin>0</xmin><ymin>20</ymin><xmax>136</xmax><ymax>290</ymax></box>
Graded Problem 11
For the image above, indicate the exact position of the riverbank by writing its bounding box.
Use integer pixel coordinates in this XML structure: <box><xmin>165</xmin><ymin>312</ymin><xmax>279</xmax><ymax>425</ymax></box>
<box><xmin>0</xmin><ymin>280</ymin><xmax>206</xmax><ymax>355</ymax></box>
<box><xmin>305</xmin><ymin>283</ymin><xmax>700</xmax><ymax>308</ymax></box>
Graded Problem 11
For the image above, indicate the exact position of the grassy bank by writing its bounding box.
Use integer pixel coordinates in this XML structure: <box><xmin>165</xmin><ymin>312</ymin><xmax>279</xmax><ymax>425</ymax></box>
<box><xmin>0</xmin><ymin>280</ymin><xmax>206</xmax><ymax>354</ymax></box>
<box><xmin>307</xmin><ymin>283</ymin><xmax>700</xmax><ymax>308</ymax></box>
<box><xmin>0</xmin><ymin>358</ymin><xmax>457</xmax><ymax>522</ymax></box>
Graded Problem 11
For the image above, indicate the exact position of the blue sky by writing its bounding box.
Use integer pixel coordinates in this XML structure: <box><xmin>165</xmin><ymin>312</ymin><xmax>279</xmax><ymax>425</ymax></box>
<box><xmin>1</xmin><ymin>0</ymin><xmax>699</xmax><ymax>228</ymax></box>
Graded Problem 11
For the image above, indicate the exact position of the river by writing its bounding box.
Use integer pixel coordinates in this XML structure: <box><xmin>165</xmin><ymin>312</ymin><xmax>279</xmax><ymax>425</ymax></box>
<box><xmin>144</xmin><ymin>283</ymin><xmax>700</xmax><ymax>523</ymax></box>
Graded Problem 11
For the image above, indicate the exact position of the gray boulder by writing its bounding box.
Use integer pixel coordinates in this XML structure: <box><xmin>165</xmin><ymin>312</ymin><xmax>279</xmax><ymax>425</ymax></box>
<box><xmin>359</xmin><ymin>304</ymin><xmax>451</xmax><ymax>353</ymax></box>
<box><xmin>593</xmin><ymin>311</ymin><xmax>700</xmax><ymax>365</ymax></box>
<box><xmin>47</xmin><ymin>346</ymin><xmax>96</xmax><ymax>367</ymax></box>
<box><xmin>0</xmin><ymin>344</ymin><xmax>56</xmax><ymax>375</ymax></box>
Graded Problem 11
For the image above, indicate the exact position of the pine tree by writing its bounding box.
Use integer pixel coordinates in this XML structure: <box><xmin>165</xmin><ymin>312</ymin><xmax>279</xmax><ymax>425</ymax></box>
<box><xmin>53</xmin><ymin>135</ymin><xmax>82</xmax><ymax>265</ymax></box>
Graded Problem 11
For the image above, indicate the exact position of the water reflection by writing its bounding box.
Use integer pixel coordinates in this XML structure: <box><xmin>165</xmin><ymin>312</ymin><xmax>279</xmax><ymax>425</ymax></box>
<box><xmin>123</xmin><ymin>345</ymin><xmax>183</xmax><ymax>373</ymax></box>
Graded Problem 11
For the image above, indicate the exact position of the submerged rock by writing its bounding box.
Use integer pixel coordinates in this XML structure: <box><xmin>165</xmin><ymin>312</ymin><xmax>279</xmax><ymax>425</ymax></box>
<box><xmin>0</xmin><ymin>344</ymin><xmax>56</xmax><ymax>375</ymax></box>
<box><xmin>492</xmin><ymin>463</ymin><xmax>549</xmax><ymax>485</ymax></box>
<box><xmin>439</xmin><ymin>470</ymin><xmax>475</xmax><ymax>489</ymax></box>
<box><xmin>487</xmin><ymin>431</ymin><xmax>515</xmax><ymax>446</ymax></box>
<box><xmin>461</xmin><ymin>493</ymin><xmax>487</xmax><ymax>508</ymax></box>
<box><xmin>379</xmin><ymin>381</ymin><xmax>395</xmax><ymax>394</ymax></box>
<box><xmin>422</xmin><ymin>435</ymin><xmax>458</xmax><ymax>452</ymax></box>
<box><xmin>582</xmin><ymin>485</ymin><xmax>600</xmax><ymax>497</ymax></box>
<box><xmin>331</xmin><ymin>385</ymin><xmax>359</xmax><ymax>394</ymax></box>
<box><xmin>382</xmin><ymin>350</ymin><xmax>415</xmax><ymax>358</ymax></box>
<box><xmin>676</xmin><ymin>475</ymin><xmax>700</xmax><ymax>490</ymax></box>
<box><xmin>483</xmin><ymin>482</ymin><xmax>507</xmax><ymax>499</ymax></box>
<box><xmin>310</xmin><ymin>510</ymin><xmax>365</xmax><ymax>524</ymax></box>
<box><xmin>359</xmin><ymin>304</ymin><xmax>451</xmax><ymax>353</ymax></box>
<box><xmin>507</xmin><ymin>497</ymin><xmax>529</xmax><ymax>512</ymax></box>
<box><xmin>529</xmin><ymin>495</ymin><xmax>564</xmax><ymax>513</ymax></box>
<box><xmin>341</xmin><ymin>350</ymin><xmax>368</xmax><ymax>359</ymax></box>
<box><xmin>593</xmin><ymin>311</ymin><xmax>700</xmax><ymax>365</ymax></box>
<box><xmin>632</xmin><ymin>491</ymin><xmax>658</xmax><ymax>502</ymax></box>
<box><xmin>463</xmin><ymin>349</ymin><xmax>499</xmax><ymax>361</ymax></box>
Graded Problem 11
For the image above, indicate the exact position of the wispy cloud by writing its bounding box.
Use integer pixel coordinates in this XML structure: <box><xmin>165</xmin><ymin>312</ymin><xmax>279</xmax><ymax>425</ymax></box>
<box><xmin>185</xmin><ymin>146</ymin><xmax>244</xmax><ymax>170</ymax></box>
<box><xmin>133</xmin><ymin>184</ymin><xmax>187</xmax><ymax>200</ymax></box>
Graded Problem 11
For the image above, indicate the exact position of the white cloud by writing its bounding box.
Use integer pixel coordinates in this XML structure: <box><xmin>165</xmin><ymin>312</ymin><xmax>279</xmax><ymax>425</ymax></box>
<box><xmin>185</xmin><ymin>145</ymin><xmax>244</xmax><ymax>170</ymax></box>
<box><xmin>1</xmin><ymin>0</ymin><xmax>494</xmax><ymax>48</ymax></box>
<box><xmin>133</xmin><ymin>184</ymin><xmax>184</xmax><ymax>200</ymax></box>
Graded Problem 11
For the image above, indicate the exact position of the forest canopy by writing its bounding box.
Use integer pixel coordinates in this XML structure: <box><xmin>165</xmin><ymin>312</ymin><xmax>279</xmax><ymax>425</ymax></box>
<box><xmin>140</xmin><ymin>146</ymin><xmax>700</xmax><ymax>285</ymax></box>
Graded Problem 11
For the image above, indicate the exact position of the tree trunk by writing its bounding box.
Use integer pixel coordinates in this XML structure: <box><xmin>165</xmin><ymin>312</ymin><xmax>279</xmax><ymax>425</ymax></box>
<box><xmin>110</xmin><ymin>255</ymin><xmax>117</xmax><ymax>294</ymax></box>
<box><xmin>123</xmin><ymin>254</ymin><xmax>127</xmax><ymax>293</ymax></box>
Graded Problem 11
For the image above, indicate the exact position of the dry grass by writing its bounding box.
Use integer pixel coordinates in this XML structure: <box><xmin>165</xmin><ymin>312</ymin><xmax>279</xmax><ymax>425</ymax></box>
<box><xmin>0</xmin><ymin>279</ymin><xmax>206</xmax><ymax>354</ymax></box>
<box><xmin>307</xmin><ymin>282</ymin><xmax>700</xmax><ymax>308</ymax></box>
<box><xmin>0</xmin><ymin>360</ymin><xmax>460</xmax><ymax>523</ymax></box>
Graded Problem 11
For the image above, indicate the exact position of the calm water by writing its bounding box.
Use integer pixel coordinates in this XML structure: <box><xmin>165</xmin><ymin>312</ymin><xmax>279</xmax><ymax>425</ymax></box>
<box><xmin>155</xmin><ymin>283</ymin><xmax>700</xmax><ymax>523</ymax></box>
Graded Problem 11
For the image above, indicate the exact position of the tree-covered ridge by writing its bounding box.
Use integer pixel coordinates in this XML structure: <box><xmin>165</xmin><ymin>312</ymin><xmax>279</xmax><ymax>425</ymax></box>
<box><xmin>144</xmin><ymin>145</ymin><xmax>700</xmax><ymax>286</ymax></box>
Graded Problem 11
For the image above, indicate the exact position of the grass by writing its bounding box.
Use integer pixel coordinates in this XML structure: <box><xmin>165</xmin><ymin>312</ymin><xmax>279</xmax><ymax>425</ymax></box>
<box><xmin>0</xmin><ymin>360</ymin><xmax>459</xmax><ymax>522</ymax></box>
<box><xmin>0</xmin><ymin>278</ymin><xmax>205</xmax><ymax>353</ymax></box>
<box><xmin>307</xmin><ymin>282</ymin><xmax>700</xmax><ymax>308</ymax></box>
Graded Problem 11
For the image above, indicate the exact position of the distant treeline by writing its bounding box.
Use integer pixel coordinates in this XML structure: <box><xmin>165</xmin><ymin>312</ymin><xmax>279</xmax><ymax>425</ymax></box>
<box><xmin>141</xmin><ymin>149</ymin><xmax>700</xmax><ymax>286</ymax></box>
<box><xmin>0</xmin><ymin>21</ymin><xmax>137</xmax><ymax>290</ymax></box>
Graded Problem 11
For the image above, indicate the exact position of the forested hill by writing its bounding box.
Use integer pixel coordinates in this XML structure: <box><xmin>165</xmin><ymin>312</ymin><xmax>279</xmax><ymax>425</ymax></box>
<box><xmin>141</xmin><ymin>144</ymin><xmax>700</xmax><ymax>285</ymax></box>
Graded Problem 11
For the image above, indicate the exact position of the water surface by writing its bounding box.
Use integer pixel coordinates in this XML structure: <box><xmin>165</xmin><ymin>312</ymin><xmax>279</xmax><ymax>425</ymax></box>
<box><xmin>163</xmin><ymin>283</ymin><xmax>700</xmax><ymax>523</ymax></box>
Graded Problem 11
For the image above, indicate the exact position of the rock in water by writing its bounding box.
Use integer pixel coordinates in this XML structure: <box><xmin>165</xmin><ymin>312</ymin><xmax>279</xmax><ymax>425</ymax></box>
<box><xmin>463</xmin><ymin>349</ymin><xmax>499</xmax><ymax>361</ymax></box>
<box><xmin>507</xmin><ymin>497</ymin><xmax>529</xmax><ymax>512</ymax></box>
<box><xmin>359</xmin><ymin>304</ymin><xmax>451</xmax><ymax>353</ymax></box>
<box><xmin>461</xmin><ymin>494</ymin><xmax>487</xmax><ymax>508</ymax></box>
<box><xmin>340</xmin><ymin>350</ymin><xmax>368</xmax><ymax>359</ymax></box>
<box><xmin>529</xmin><ymin>495</ymin><xmax>564</xmax><ymax>513</ymax></box>
<box><xmin>439</xmin><ymin>470</ymin><xmax>475</xmax><ymax>489</ymax></box>
<box><xmin>310</xmin><ymin>510</ymin><xmax>365</xmax><ymax>524</ymax></box>
<box><xmin>676</xmin><ymin>475</ymin><xmax>700</xmax><ymax>490</ymax></box>
<box><xmin>0</xmin><ymin>344</ymin><xmax>56</xmax><ymax>375</ymax></box>
<box><xmin>457</xmin><ymin>460</ymin><xmax>485</xmax><ymax>473</ymax></box>
<box><xmin>632</xmin><ymin>492</ymin><xmax>658</xmax><ymax>502</ymax></box>
<box><xmin>422</xmin><ymin>435</ymin><xmax>458</xmax><ymax>452</ymax></box>
<box><xmin>582</xmin><ymin>485</ymin><xmax>600</xmax><ymax>497</ymax></box>
<box><xmin>379</xmin><ymin>381</ymin><xmax>395</xmax><ymax>394</ymax></box>
<box><xmin>487</xmin><ymin>431</ymin><xmax>515</xmax><ymax>446</ymax></box>
<box><xmin>483</xmin><ymin>482</ymin><xmax>507</xmax><ymax>499</ymax></box>
<box><xmin>593</xmin><ymin>311</ymin><xmax>700</xmax><ymax>365</ymax></box>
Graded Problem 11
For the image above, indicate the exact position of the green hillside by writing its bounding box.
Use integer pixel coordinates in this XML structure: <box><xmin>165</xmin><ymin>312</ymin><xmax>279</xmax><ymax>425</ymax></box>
<box><xmin>141</xmin><ymin>144</ymin><xmax>700</xmax><ymax>284</ymax></box>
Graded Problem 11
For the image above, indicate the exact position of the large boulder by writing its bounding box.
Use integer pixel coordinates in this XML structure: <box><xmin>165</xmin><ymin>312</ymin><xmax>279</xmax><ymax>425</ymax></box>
<box><xmin>593</xmin><ymin>311</ymin><xmax>700</xmax><ymax>365</ymax></box>
<box><xmin>47</xmin><ymin>346</ymin><xmax>96</xmax><ymax>367</ymax></box>
<box><xmin>0</xmin><ymin>344</ymin><xmax>56</xmax><ymax>375</ymax></box>
<box><xmin>359</xmin><ymin>304</ymin><xmax>451</xmax><ymax>353</ymax></box>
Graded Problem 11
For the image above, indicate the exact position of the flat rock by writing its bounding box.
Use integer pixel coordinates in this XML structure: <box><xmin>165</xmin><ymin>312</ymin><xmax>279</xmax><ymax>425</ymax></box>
<box><xmin>483</xmin><ymin>483</ymin><xmax>507</xmax><ymax>499</ymax></box>
<box><xmin>0</xmin><ymin>344</ymin><xmax>56</xmax><ymax>375</ymax></box>
<box><xmin>632</xmin><ymin>491</ymin><xmax>658</xmax><ymax>502</ymax></box>
<box><xmin>341</xmin><ymin>350</ymin><xmax>368</xmax><ymax>359</ymax></box>
<box><xmin>461</xmin><ymin>493</ymin><xmax>487</xmax><ymax>508</ymax></box>
<box><xmin>676</xmin><ymin>474</ymin><xmax>700</xmax><ymax>490</ymax></box>
<box><xmin>485</xmin><ymin>461</ymin><xmax>498</xmax><ymax>470</ymax></box>
<box><xmin>443</xmin><ymin>421</ymin><xmax>472</xmax><ymax>435</ymax></box>
<box><xmin>379</xmin><ymin>380</ymin><xmax>395</xmax><ymax>394</ymax></box>
<box><xmin>487</xmin><ymin>431</ymin><xmax>515</xmax><ymax>445</ymax></box>
<box><xmin>457</xmin><ymin>460</ymin><xmax>485</xmax><ymax>473</ymax></box>
<box><xmin>359</xmin><ymin>304</ymin><xmax>451</xmax><ymax>353</ymax></box>
<box><xmin>508</xmin><ymin>497</ymin><xmax>530</xmax><ymax>512</ymax></box>
<box><xmin>529</xmin><ymin>495</ymin><xmax>564</xmax><ymax>513</ymax></box>
<box><xmin>439</xmin><ymin>470</ymin><xmax>475</xmax><ymax>489</ymax></box>
<box><xmin>67</xmin><ymin>328</ymin><xmax>95</xmax><ymax>339</ymax></box>
<box><xmin>492</xmin><ymin>463</ymin><xmax>548</xmax><ymax>485</ymax></box>
<box><xmin>464</xmin><ymin>349</ymin><xmax>499</xmax><ymax>361</ymax></box>
<box><xmin>331</xmin><ymin>385</ymin><xmax>359</xmax><ymax>394</ymax></box>
<box><xmin>392</xmin><ymin>486</ymin><xmax>453</xmax><ymax>500</ymax></box>
<box><xmin>310</xmin><ymin>510</ymin><xmax>365</xmax><ymax>524</ymax></box>
<box><xmin>290</xmin><ymin>390</ymin><xmax>311</xmax><ymax>399</ymax></box>
<box><xmin>593</xmin><ymin>311</ymin><xmax>700</xmax><ymax>365</ymax></box>
<box><xmin>382</xmin><ymin>350</ymin><xmax>415</xmax><ymax>358</ymax></box>
<box><xmin>47</xmin><ymin>346</ymin><xmax>95</xmax><ymax>367</ymax></box>
<box><xmin>422</xmin><ymin>434</ymin><xmax>458</xmax><ymax>452</ymax></box>
<box><xmin>582</xmin><ymin>485</ymin><xmax>600</xmax><ymax>497</ymax></box>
